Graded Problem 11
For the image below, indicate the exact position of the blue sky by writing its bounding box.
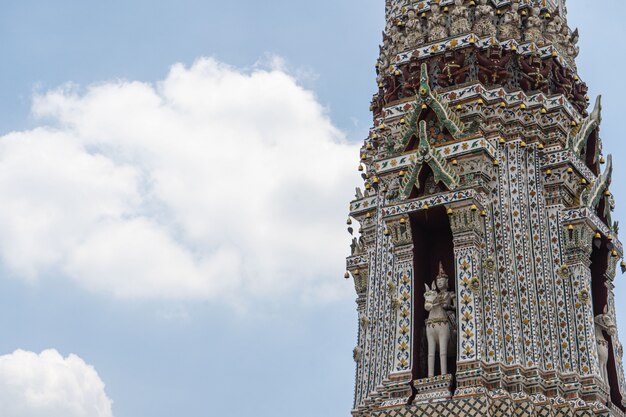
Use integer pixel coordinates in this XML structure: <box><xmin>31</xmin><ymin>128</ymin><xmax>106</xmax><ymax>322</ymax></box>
<box><xmin>0</xmin><ymin>1</ymin><xmax>624</xmax><ymax>417</ymax></box>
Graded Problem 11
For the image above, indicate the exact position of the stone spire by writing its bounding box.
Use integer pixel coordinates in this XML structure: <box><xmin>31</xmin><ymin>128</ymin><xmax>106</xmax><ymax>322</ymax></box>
<box><xmin>346</xmin><ymin>0</ymin><xmax>626</xmax><ymax>416</ymax></box>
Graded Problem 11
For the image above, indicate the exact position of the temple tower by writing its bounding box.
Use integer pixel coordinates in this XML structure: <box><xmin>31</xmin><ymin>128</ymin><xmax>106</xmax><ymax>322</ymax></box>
<box><xmin>346</xmin><ymin>1</ymin><xmax>626</xmax><ymax>416</ymax></box>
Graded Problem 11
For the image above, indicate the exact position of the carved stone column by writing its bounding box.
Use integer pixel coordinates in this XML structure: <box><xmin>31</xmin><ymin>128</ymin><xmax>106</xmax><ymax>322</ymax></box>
<box><xmin>378</xmin><ymin>216</ymin><xmax>415</xmax><ymax>404</ymax></box>
<box><xmin>449</xmin><ymin>204</ymin><xmax>486</xmax><ymax>394</ymax></box>
<box><xmin>560</xmin><ymin>221</ymin><xmax>604</xmax><ymax>401</ymax></box>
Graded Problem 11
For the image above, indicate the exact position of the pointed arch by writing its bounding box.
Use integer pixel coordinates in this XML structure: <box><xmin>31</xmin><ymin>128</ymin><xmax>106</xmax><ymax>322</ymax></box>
<box><xmin>569</xmin><ymin>96</ymin><xmax>602</xmax><ymax>174</ymax></box>
<box><xmin>408</xmin><ymin>164</ymin><xmax>449</xmax><ymax>199</ymax></box>
<box><xmin>583</xmin><ymin>154</ymin><xmax>613</xmax><ymax>225</ymax></box>
<box><xmin>395</xmin><ymin>64</ymin><xmax>464</xmax><ymax>201</ymax></box>
<box><xmin>398</xmin><ymin>120</ymin><xmax>459</xmax><ymax>200</ymax></box>
<box><xmin>410</xmin><ymin>206</ymin><xmax>456</xmax><ymax>381</ymax></box>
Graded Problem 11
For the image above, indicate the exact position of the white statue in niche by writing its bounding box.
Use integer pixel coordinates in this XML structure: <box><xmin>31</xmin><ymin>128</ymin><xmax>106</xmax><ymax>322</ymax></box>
<box><xmin>595</xmin><ymin>306</ymin><xmax>617</xmax><ymax>387</ymax></box>
<box><xmin>424</xmin><ymin>263</ymin><xmax>456</xmax><ymax>378</ymax></box>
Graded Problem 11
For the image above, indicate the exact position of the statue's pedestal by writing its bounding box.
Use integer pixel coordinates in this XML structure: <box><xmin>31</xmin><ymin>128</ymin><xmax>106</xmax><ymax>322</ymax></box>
<box><xmin>379</xmin><ymin>372</ymin><xmax>413</xmax><ymax>408</ymax></box>
<box><xmin>411</xmin><ymin>374</ymin><xmax>453</xmax><ymax>403</ymax></box>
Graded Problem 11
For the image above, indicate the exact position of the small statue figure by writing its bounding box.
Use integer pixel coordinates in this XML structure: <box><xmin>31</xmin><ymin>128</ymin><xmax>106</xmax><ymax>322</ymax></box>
<box><xmin>595</xmin><ymin>306</ymin><xmax>617</xmax><ymax>387</ymax></box>
<box><xmin>400</xmin><ymin>57</ymin><xmax>421</xmax><ymax>97</ymax></box>
<box><xmin>525</xmin><ymin>7</ymin><xmax>544</xmax><ymax>45</ymax></box>
<box><xmin>378</xmin><ymin>49</ymin><xmax>389</xmax><ymax>75</ymax></box>
<box><xmin>377</xmin><ymin>33</ymin><xmax>392</xmax><ymax>85</ymax></box>
<box><xmin>350</xmin><ymin>237</ymin><xmax>365</xmax><ymax>256</ymax></box>
<box><xmin>572</xmin><ymin>80</ymin><xmax>589</xmax><ymax>114</ymax></box>
<box><xmin>449</xmin><ymin>0</ymin><xmax>471</xmax><ymax>36</ymax></box>
<box><xmin>552</xmin><ymin>60</ymin><xmax>574</xmax><ymax>99</ymax></box>
<box><xmin>437</xmin><ymin>50</ymin><xmax>469</xmax><ymax>87</ymax></box>
<box><xmin>603</xmin><ymin>191</ymin><xmax>616</xmax><ymax>226</ymax></box>
<box><xmin>404</xmin><ymin>9</ymin><xmax>425</xmax><ymax>51</ymax></box>
<box><xmin>499</xmin><ymin>1</ymin><xmax>521</xmax><ymax>40</ymax></box>
<box><xmin>519</xmin><ymin>53</ymin><xmax>552</xmax><ymax>93</ymax></box>
<box><xmin>387</xmin><ymin>21</ymin><xmax>403</xmax><ymax>54</ymax></box>
<box><xmin>383</xmin><ymin>74</ymin><xmax>400</xmax><ymax>104</ymax></box>
<box><xmin>424</xmin><ymin>263</ymin><xmax>456</xmax><ymax>378</ymax></box>
<box><xmin>567</xmin><ymin>28</ymin><xmax>581</xmax><ymax>59</ymax></box>
<box><xmin>371</xmin><ymin>93</ymin><xmax>384</xmax><ymax>116</ymax></box>
<box><xmin>473</xmin><ymin>0</ymin><xmax>496</xmax><ymax>38</ymax></box>
<box><xmin>545</xmin><ymin>16</ymin><xmax>560</xmax><ymax>44</ymax></box>
<box><xmin>477</xmin><ymin>45</ymin><xmax>511</xmax><ymax>86</ymax></box>
<box><xmin>359</xmin><ymin>313</ymin><xmax>370</xmax><ymax>328</ymax></box>
<box><xmin>557</xmin><ymin>16</ymin><xmax>570</xmax><ymax>46</ymax></box>
<box><xmin>428</xmin><ymin>2</ymin><xmax>449</xmax><ymax>42</ymax></box>
<box><xmin>552</xmin><ymin>13</ymin><xmax>568</xmax><ymax>47</ymax></box>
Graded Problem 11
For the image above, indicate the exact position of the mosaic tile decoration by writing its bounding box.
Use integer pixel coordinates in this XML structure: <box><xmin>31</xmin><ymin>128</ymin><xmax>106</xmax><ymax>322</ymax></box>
<box><xmin>347</xmin><ymin>1</ymin><xmax>626</xmax><ymax>416</ymax></box>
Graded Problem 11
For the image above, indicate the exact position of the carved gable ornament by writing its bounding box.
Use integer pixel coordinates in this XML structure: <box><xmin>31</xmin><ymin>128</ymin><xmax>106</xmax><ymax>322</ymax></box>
<box><xmin>398</xmin><ymin>64</ymin><xmax>461</xmax><ymax>200</ymax></box>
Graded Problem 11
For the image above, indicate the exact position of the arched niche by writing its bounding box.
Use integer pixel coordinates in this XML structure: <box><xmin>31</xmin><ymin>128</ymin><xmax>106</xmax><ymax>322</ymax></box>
<box><xmin>590</xmin><ymin>236</ymin><xmax>624</xmax><ymax>409</ymax></box>
<box><xmin>409</xmin><ymin>165</ymin><xmax>447</xmax><ymax>200</ymax></box>
<box><xmin>410</xmin><ymin>205</ymin><xmax>456</xmax><ymax>382</ymax></box>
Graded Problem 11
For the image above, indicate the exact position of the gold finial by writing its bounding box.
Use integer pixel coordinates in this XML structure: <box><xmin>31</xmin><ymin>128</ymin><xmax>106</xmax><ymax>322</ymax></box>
<box><xmin>437</xmin><ymin>262</ymin><xmax>448</xmax><ymax>279</ymax></box>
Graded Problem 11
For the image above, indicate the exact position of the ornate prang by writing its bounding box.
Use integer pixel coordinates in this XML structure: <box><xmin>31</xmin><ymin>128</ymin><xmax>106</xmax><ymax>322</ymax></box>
<box><xmin>347</xmin><ymin>1</ymin><xmax>626</xmax><ymax>416</ymax></box>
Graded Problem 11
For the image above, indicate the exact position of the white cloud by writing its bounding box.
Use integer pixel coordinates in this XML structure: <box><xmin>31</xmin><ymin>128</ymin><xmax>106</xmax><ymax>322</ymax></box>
<box><xmin>0</xmin><ymin>57</ymin><xmax>360</xmax><ymax>303</ymax></box>
<box><xmin>0</xmin><ymin>349</ymin><xmax>113</xmax><ymax>417</ymax></box>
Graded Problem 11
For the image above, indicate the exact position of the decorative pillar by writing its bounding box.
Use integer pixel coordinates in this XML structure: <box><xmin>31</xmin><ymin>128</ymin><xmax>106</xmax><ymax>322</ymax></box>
<box><xmin>560</xmin><ymin>221</ymin><xmax>604</xmax><ymax>400</ymax></box>
<box><xmin>377</xmin><ymin>216</ymin><xmax>414</xmax><ymax>405</ymax></box>
<box><xmin>388</xmin><ymin>217</ymin><xmax>414</xmax><ymax>375</ymax></box>
<box><xmin>449</xmin><ymin>204</ymin><xmax>486</xmax><ymax>394</ymax></box>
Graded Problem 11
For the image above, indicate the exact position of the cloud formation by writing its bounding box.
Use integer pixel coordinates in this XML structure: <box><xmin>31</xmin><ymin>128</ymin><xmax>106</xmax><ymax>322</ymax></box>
<box><xmin>0</xmin><ymin>349</ymin><xmax>113</xmax><ymax>417</ymax></box>
<box><xmin>0</xmin><ymin>58</ymin><xmax>360</xmax><ymax>303</ymax></box>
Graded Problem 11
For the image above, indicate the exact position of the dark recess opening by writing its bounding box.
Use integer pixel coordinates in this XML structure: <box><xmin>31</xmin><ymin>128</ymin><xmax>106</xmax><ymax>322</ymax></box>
<box><xmin>595</xmin><ymin>196</ymin><xmax>610</xmax><ymax>228</ymax></box>
<box><xmin>583</xmin><ymin>131</ymin><xmax>600</xmax><ymax>176</ymax></box>
<box><xmin>410</xmin><ymin>205</ymin><xmax>456</xmax><ymax>383</ymax></box>
<box><xmin>590</xmin><ymin>239</ymin><xmax>624</xmax><ymax>410</ymax></box>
